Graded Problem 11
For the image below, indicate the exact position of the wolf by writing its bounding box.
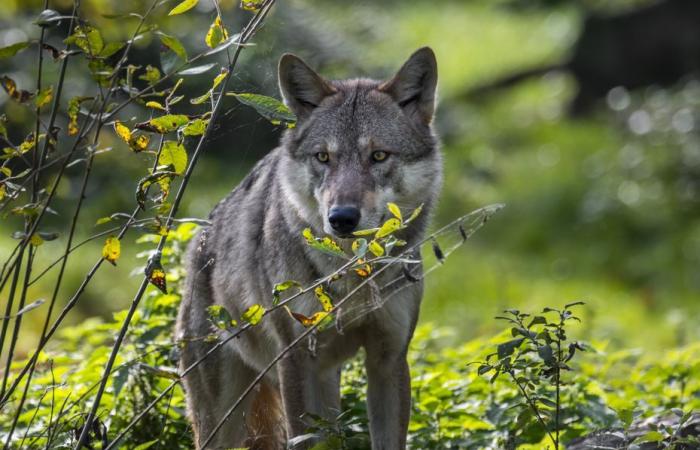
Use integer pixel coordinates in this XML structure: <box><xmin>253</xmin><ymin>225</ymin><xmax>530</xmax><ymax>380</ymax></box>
<box><xmin>176</xmin><ymin>46</ymin><xmax>442</xmax><ymax>449</ymax></box>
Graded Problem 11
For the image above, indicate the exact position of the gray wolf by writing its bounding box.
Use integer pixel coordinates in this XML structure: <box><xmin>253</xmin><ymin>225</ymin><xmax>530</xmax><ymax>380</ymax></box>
<box><xmin>176</xmin><ymin>46</ymin><xmax>441</xmax><ymax>449</ymax></box>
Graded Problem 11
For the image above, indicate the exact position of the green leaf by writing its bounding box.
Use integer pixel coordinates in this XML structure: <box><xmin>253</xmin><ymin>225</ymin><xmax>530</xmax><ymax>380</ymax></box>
<box><xmin>206</xmin><ymin>305</ymin><xmax>237</xmax><ymax>330</ymax></box>
<box><xmin>138</xmin><ymin>65</ymin><xmax>161</xmax><ymax>85</ymax></box>
<box><xmin>0</xmin><ymin>41</ymin><xmax>30</xmax><ymax>59</ymax></box>
<box><xmin>178</xmin><ymin>63</ymin><xmax>216</xmax><ymax>76</ymax></box>
<box><xmin>64</xmin><ymin>24</ymin><xmax>104</xmax><ymax>56</ymax></box>
<box><xmin>35</xmin><ymin>86</ymin><xmax>53</xmax><ymax>109</ymax></box>
<box><xmin>132</xmin><ymin>440</ymin><xmax>158</xmax><ymax>450</ymax></box>
<box><xmin>158</xmin><ymin>32</ymin><xmax>187</xmax><ymax>61</ymax></box>
<box><xmin>241</xmin><ymin>304</ymin><xmax>265</xmax><ymax>326</ymax></box>
<box><xmin>272</xmin><ymin>280</ymin><xmax>302</xmax><ymax>305</ymax></box>
<box><xmin>302</xmin><ymin>228</ymin><xmax>346</xmax><ymax>258</ymax></box>
<box><xmin>168</xmin><ymin>0</ymin><xmax>199</xmax><ymax>16</ymax></box>
<box><xmin>368</xmin><ymin>239</ymin><xmax>384</xmax><ymax>257</ymax></box>
<box><xmin>158</xmin><ymin>141</ymin><xmax>188</xmax><ymax>175</ymax></box>
<box><xmin>228</xmin><ymin>93</ymin><xmax>296</xmax><ymax>127</ymax></box>
<box><xmin>139</xmin><ymin>114</ymin><xmax>189</xmax><ymax>133</ymax></box>
<box><xmin>497</xmin><ymin>338</ymin><xmax>524</xmax><ymax>359</ymax></box>
<box><xmin>405</xmin><ymin>203</ymin><xmax>424</xmax><ymax>224</ymax></box>
<box><xmin>182</xmin><ymin>118</ymin><xmax>209</xmax><ymax>136</ymax></box>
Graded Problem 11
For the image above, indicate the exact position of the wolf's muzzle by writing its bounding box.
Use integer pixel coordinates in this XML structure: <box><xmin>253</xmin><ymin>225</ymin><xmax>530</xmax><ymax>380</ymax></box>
<box><xmin>328</xmin><ymin>206</ymin><xmax>361</xmax><ymax>235</ymax></box>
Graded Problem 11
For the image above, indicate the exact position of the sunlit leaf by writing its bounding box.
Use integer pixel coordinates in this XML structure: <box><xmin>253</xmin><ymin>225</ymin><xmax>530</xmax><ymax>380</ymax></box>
<box><xmin>137</xmin><ymin>114</ymin><xmax>189</xmax><ymax>133</ymax></box>
<box><xmin>138</xmin><ymin>65</ymin><xmax>161</xmax><ymax>85</ymax></box>
<box><xmin>158</xmin><ymin>32</ymin><xmax>187</xmax><ymax>61</ymax></box>
<box><xmin>136</xmin><ymin>171</ymin><xmax>174</xmax><ymax>210</ymax></box>
<box><xmin>182</xmin><ymin>118</ymin><xmax>209</xmax><ymax>136</ymax></box>
<box><xmin>145</xmin><ymin>256</ymin><xmax>167</xmax><ymax>293</ymax></box>
<box><xmin>145</xmin><ymin>101</ymin><xmax>165</xmax><ymax>111</ymax></box>
<box><xmin>241</xmin><ymin>304</ymin><xmax>265</xmax><ymax>325</ymax></box>
<box><xmin>168</xmin><ymin>0</ymin><xmax>199</xmax><ymax>16</ymax></box>
<box><xmin>272</xmin><ymin>280</ymin><xmax>302</xmax><ymax>305</ymax></box>
<box><xmin>158</xmin><ymin>141</ymin><xmax>187</xmax><ymax>175</ymax></box>
<box><xmin>240</xmin><ymin>0</ymin><xmax>264</xmax><ymax>12</ymax></box>
<box><xmin>114</xmin><ymin>121</ymin><xmax>150</xmax><ymax>152</ymax></box>
<box><xmin>177</xmin><ymin>63</ymin><xmax>216</xmax><ymax>76</ymax></box>
<box><xmin>375</xmin><ymin>218</ymin><xmax>402</xmax><ymax>239</ymax></box>
<box><xmin>284</xmin><ymin>306</ymin><xmax>330</xmax><ymax>328</ymax></box>
<box><xmin>206</xmin><ymin>305</ymin><xmax>237</xmax><ymax>330</ymax></box>
<box><xmin>368</xmin><ymin>239</ymin><xmax>384</xmax><ymax>257</ymax></box>
<box><xmin>405</xmin><ymin>203</ymin><xmax>423</xmax><ymax>223</ymax></box>
<box><xmin>314</xmin><ymin>286</ymin><xmax>333</xmax><ymax>312</ymax></box>
<box><xmin>352</xmin><ymin>227</ymin><xmax>379</xmax><ymax>237</ymax></box>
<box><xmin>1</xmin><ymin>76</ymin><xmax>33</xmax><ymax>103</ymax></box>
<box><xmin>302</xmin><ymin>228</ymin><xmax>346</xmax><ymax>258</ymax></box>
<box><xmin>64</xmin><ymin>24</ymin><xmax>104</xmax><ymax>56</ymax></box>
<box><xmin>351</xmin><ymin>238</ymin><xmax>367</xmax><ymax>258</ymax></box>
<box><xmin>228</xmin><ymin>93</ymin><xmax>296</xmax><ymax>127</ymax></box>
<box><xmin>0</xmin><ymin>41</ymin><xmax>30</xmax><ymax>59</ymax></box>
<box><xmin>102</xmin><ymin>236</ymin><xmax>120</xmax><ymax>265</ymax></box>
<box><xmin>387</xmin><ymin>202</ymin><xmax>402</xmax><ymax>221</ymax></box>
<box><xmin>34</xmin><ymin>86</ymin><xmax>53</xmax><ymax>109</ymax></box>
<box><xmin>205</xmin><ymin>15</ymin><xmax>229</xmax><ymax>49</ymax></box>
<box><xmin>353</xmin><ymin>260</ymin><xmax>372</xmax><ymax>278</ymax></box>
<box><xmin>114</xmin><ymin>121</ymin><xmax>132</xmax><ymax>142</ymax></box>
<box><xmin>67</xmin><ymin>96</ymin><xmax>92</xmax><ymax>135</ymax></box>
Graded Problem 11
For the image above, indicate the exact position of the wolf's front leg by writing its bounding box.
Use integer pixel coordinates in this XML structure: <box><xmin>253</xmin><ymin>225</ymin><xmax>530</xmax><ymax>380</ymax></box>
<box><xmin>365</xmin><ymin>349</ymin><xmax>411</xmax><ymax>450</ymax></box>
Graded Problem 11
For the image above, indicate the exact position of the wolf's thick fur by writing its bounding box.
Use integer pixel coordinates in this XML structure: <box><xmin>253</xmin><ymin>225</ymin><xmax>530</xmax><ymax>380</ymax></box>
<box><xmin>176</xmin><ymin>47</ymin><xmax>442</xmax><ymax>449</ymax></box>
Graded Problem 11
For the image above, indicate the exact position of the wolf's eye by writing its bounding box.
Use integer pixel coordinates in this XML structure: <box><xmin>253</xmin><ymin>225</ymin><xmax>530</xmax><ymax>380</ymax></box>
<box><xmin>371</xmin><ymin>150</ymin><xmax>389</xmax><ymax>163</ymax></box>
<box><xmin>315</xmin><ymin>152</ymin><xmax>330</xmax><ymax>163</ymax></box>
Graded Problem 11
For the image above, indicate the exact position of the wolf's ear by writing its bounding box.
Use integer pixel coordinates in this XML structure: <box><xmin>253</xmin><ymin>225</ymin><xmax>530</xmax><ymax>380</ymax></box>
<box><xmin>379</xmin><ymin>47</ymin><xmax>438</xmax><ymax>125</ymax></box>
<box><xmin>278</xmin><ymin>54</ymin><xmax>336</xmax><ymax>121</ymax></box>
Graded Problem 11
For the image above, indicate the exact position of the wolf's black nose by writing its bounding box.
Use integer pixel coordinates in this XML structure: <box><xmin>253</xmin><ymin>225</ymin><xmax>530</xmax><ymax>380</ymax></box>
<box><xmin>328</xmin><ymin>206</ymin><xmax>361</xmax><ymax>234</ymax></box>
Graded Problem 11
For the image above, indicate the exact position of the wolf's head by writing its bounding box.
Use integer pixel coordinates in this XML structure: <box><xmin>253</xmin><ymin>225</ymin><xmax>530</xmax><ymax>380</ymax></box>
<box><xmin>278</xmin><ymin>47</ymin><xmax>442</xmax><ymax>239</ymax></box>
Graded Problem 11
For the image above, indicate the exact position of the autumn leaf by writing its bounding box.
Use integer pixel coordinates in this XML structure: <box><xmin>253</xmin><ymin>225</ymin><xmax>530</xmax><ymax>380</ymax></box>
<box><xmin>1</xmin><ymin>76</ymin><xmax>33</xmax><ymax>103</ymax></box>
<box><xmin>284</xmin><ymin>306</ymin><xmax>330</xmax><ymax>328</ymax></box>
<box><xmin>314</xmin><ymin>286</ymin><xmax>333</xmax><ymax>312</ymax></box>
<box><xmin>145</xmin><ymin>101</ymin><xmax>166</xmax><ymax>111</ymax></box>
<box><xmin>241</xmin><ymin>304</ymin><xmax>265</xmax><ymax>325</ymax></box>
<box><xmin>102</xmin><ymin>236</ymin><xmax>120</xmax><ymax>265</ymax></box>
<box><xmin>368</xmin><ymin>239</ymin><xmax>384</xmax><ymax>257</ymax></box>
<box><xmin>353</xmin><ymin>260</ymin><xmax>372</xmax><ymax>278</ymax></box>
<box><xmin>145</xmin><ymin>256</ymin><xmax>167</xmax><ymax>293</ymax></box>
<box><xmin>375</xmin><ymin>218</ymin><xmax>402</xmax><ymax>239</ymax></box>
<box><xmin>351</xmin><ymin>238</ymin><xmax>368</xmax><ymax>258</ymax></box>
<box><xmin>29</xmin><ymin>233</ymin><xmax>44</xmax><ymax>247</ymax></box>
<box><xmin>205</xmin><ymin>15</ymin><xmax>229</xmax><ymax>49</ymax></box>
<box><xmin>67</xmin><ymin>96</ymin><xmax>92</xmax><ymax>135</ymax></box>
<box><xmin>240</xmin><ymin>0</ymin><xmax>264</xmax><ymax>12</ymax></box>
<box><xmin>168</xmin><ymin>0</ymin><xmax>199</xmax><ymax>16</ymax></box>
<box><xmin>302</xmin><ymin>228</ymin><xmax>346</xmax><ymax>258</ymax></box>
<box><xmin>114</xmin><ymin>121</ymin><xmax>149</xmax><ymax>152</ymax></box>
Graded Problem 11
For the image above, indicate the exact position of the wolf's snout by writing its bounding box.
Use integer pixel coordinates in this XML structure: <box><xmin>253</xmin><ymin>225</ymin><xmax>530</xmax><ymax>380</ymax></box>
<box><xmin>328</xmin><ymin>206</ymin><xmax>361</xmax><ymax>235</ymax></box>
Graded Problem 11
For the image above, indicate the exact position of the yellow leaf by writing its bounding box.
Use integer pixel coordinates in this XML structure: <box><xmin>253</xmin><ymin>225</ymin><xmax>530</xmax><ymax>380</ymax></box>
<box><xmin>145</xmin><ymin>101</ymin><xmax>165</xmax><ymax>111</ymax></box>
<box><xmin>352</xmin><ymin>227</ymin><xmax>379</xmax><ymax>236</ymax></box>
<box><xmin>368</xmin><ymin>240</ymin><xmax>384</xmax><ymax>257</ymax></box>
<box><xmin>168</xmin><ymin>0</ymin><xmax>199</xmax><ymax>16</ymax></box>
<box><xmin>314</xmin><ymin>286</ymin><xmax>333</xmax><ymax>312</ymax></box>
<box><xmin>29</xmin><ymin>233</ymin><xmax>43</xmax><ymax>246</ymax></box>
<box><xmin>114</xmin><ymin>121</ymin><xmax>131</xmax><ymax>143</ymax></box>
<box><xmin>375</xmin><ymin>218</ymin><xmax>402</xmax><ymax>239</ymax></box>
<box><xmin>129</xmin><ymin>134</ymin><xmax>149</xmax><ymax>152</ymax></box>
<box><xmin>387</xmin><ymin>202</ymin><xmax>402</xmax><ymax>221</ymax></box>
<box><xmin>102</xmin><ymin>236</ymin><xmax>120</xmax><ymax>265</ymax></box>
<box><xmin>241</xmin><ymin>304</ymin><xmax>265</xmax><ymax>325</ymax></box>
<box><xmin>240</xmin><ymin>0</ymin><xmax>263</xmax><ymax>12</ymax></box>
<box><xmin>205</xmin><ymin>15</ymin><xmax>228</xmax><ymax>49</ymax></box>
<box><xmin>0</xmin><ymin>183</ymin><xmax>5</xmax><ymax>201</ymax></box>
<box><xmin>353</xmin><ymin>261</ymin><xmax>372</xmax><ymax>278</ymax></box>
<box><xmin>158</xmin><ymin>141</ymin><xmax>187</xmax><ymax>175</ymax></box>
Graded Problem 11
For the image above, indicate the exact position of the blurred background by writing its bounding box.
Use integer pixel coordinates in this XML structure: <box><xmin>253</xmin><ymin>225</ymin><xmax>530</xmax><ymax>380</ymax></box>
<box><xmin>1</xmin><ymin>0</ymin><xmax>699</xmax><ymax>355</ymax></box>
